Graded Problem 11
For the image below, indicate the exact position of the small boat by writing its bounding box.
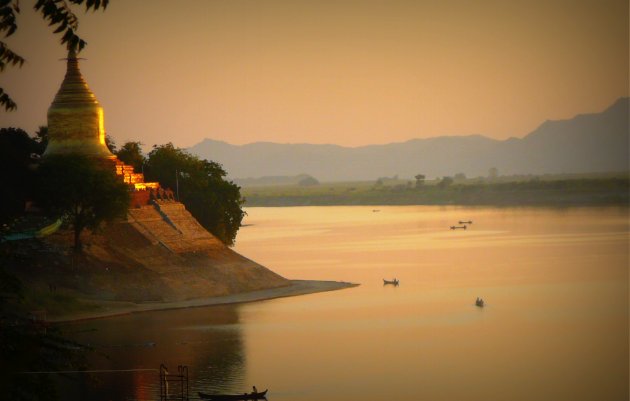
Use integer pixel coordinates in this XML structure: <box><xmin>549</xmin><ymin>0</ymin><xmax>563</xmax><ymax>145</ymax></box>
<box><xmin>459</xmin><ymin>220</ymin><xmax>473</xmax><ymax>224</ymax></box>
<box><xmin>475</xmin><ymin>298</ymin><xmax>485</xmax><ymax>307</ymax></box>
<box><xmin>450</xmin><ymin>225</ymin><xmax>467</xmax><ymax>230</ymax></box>
<box><xmin>198</xmin><ymin>389</ymin><xmax>268</xmax><ymax>400</ymax></box>
<box><xmin>383</xmin><ymin>278</ymin><xmax>399</xmax><ymax>286</ymax></box>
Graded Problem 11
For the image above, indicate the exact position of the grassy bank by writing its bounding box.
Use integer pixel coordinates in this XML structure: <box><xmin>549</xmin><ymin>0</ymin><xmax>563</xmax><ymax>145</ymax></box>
<box><xmin>242</xmin><ymin>177</ymin><xmax>629</xmax><ymax>207</ymax></box>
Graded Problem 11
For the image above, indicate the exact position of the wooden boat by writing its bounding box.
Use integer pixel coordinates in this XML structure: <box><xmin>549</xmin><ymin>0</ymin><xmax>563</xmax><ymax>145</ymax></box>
<box><xmin>383</xmin><ymin>278</ymin><xmax>399</xmax><ymax>285</ymax></box>
<box><xmin>458</xmin><ymin>220</ymin><xmax>473</xmax><ymax>224</ymax></box>
<box><xmin>198</xmin><ymin>389</ymin><xmax>268</xmax><ymax>400</ymax></box>
<box><xmin>450</xmin><ymin>225</ymin><xmax>467</xmax><ymax>230</ymax></box>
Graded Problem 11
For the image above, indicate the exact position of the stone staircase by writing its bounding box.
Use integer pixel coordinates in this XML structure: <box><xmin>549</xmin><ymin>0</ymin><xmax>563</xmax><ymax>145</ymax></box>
<box><xmin>114</xmin><ymin>159</ymin><xmax>145</xmax><ymax>185</ymax></box>
<box><xmin>127</xmin><ymin>201</ymin><xmax>222</xmax><ymax>253</ymax></box>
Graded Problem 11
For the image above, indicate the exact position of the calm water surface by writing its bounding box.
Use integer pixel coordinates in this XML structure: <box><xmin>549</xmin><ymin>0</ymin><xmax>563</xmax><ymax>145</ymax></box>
<box><xmin>61</xmin><ymin>206</ymin><xmax>629</xmax><ymax>401</ymax></box>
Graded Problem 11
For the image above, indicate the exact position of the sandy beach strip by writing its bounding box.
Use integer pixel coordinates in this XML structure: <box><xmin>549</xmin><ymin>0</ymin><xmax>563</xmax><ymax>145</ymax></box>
<box><xmin>49</xmin><ymin>280</ymin><xmax>358</xmax><ymax>323</ymax></box>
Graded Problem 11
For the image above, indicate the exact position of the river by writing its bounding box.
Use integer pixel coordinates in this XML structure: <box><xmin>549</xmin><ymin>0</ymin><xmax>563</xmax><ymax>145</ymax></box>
<box><xmin>60</xmin><ymin>206</ymin><xmax>629</xmax><ymax>401</ymax></box>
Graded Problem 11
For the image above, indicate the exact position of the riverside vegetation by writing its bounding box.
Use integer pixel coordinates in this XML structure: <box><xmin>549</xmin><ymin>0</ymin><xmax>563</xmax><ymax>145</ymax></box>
<box><xmin>0</xmin><ymin>128</ymin><xmax>245</xmax><ymax>246</ymax></box>
<box><xmin>0</xmin><ymin>126</ymin><xmax>256</xmax><ymax>354</ymax></box>
<box><xmin>241</xmin><ymin>173</ymin><xmax>629</xmax><ymax>207</ymax></box>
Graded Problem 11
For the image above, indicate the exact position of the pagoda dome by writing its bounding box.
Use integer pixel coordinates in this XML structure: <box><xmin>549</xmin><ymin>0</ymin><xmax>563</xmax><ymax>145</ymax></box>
<box><xmin>43</xmin><ymin>49</ymin><xmax>115</xmax><ymax>159</ymax></box>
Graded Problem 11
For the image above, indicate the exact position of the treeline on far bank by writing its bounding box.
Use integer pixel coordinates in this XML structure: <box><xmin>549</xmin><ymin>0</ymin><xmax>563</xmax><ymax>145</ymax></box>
<box><xmin>241</xmin><ymin>176</ymin><xmax>630</xmax><ymax>207</ymax></box>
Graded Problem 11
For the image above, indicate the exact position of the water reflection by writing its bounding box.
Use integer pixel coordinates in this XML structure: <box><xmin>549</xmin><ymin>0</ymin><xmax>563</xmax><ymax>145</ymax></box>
<box><xmin>59</xmin><ymin>305</ymin><xmax>247</xmax><ymax>401</ymax></box>
<box><xmin>54</xmin><ymin>206</ymin><xmax>628</xmax><ymax>401</ymax></box>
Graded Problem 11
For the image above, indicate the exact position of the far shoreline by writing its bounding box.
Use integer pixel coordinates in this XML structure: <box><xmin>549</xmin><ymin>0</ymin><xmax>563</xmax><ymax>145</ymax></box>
<box><xmin>49</xmin><ymin>280</ymin><xmax>359</xmax><ymax>324</ymax></box>
<box><xmin>241</xmin><ymin>175</ymin><xmax>629</xmax><ymax>208</ymax></box>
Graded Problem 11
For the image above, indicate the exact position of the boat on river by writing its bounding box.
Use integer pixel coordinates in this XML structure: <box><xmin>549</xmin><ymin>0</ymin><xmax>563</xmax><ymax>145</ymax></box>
<box><xmin>198</xmin><ymin>389</ymin><xmax>268</xmax><ymax>400</ymax></box>
<box><xmin>383</xmin><ymin>278</ymin><xmax>399</xmax><ymax>285</ymax></box>
<box><xmin>475</xmin><ymin>298</ymin><xmax>485</xmax><ymax>307</ymax></box>
<box><xmin>450</xmin><ymin>225</ymin><xmax>467</xmax><ymax>230</ymax></box>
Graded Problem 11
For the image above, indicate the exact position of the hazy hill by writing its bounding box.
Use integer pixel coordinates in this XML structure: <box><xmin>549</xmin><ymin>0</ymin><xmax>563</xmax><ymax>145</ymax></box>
<box><xmin>189</xmin><ymin>98</ymin><xmax>629</xmax><ymax>182</ymax></box>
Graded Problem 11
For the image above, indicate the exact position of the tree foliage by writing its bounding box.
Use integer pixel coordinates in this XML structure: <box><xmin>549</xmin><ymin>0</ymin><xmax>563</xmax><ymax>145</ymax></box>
<box><xmin>0</xmin><ymin>127</ymin><xmax>42</xmax><ymax>225</ymax></box>
<box><xmin>116</xmin><ymin>141</ymin><xmax>145</xmax><ymax>172</ymax></box>
<box><xmin>34</xmin><ymin>154</ymin><xmax>129</xmax><ymax>251</ymax></box>
<box><xmin>104</xmin><ymin>134</ymin><xmax>116</xmax><ymax>153</ymax></box>
<box><xmin>34</xmin><ymin>125</ymin><xmax>48</xmax><ymax>150</ymax></box>
<box><xmin>145</xmin><ymin>143</ymin><xmax>245</xmax><ymax>246</ymax></box>
<box><xmin>437</xmin><ymin>176</ymin><xmax>454</xmax><ymax>188</ymax></box>
<box><xmin>298</xmin><ymin>175</ymin><xmax>319</xmax><ymax>186</ymax></box>
<box><xmin>414</xmin><ymin>174</ymin><xmax>425</xmax><ymax>188</ymax></box>
<box><xmin>1</xmin><ymin>0</ymin><xmax>109</xmax><ymax>111</ymax></box>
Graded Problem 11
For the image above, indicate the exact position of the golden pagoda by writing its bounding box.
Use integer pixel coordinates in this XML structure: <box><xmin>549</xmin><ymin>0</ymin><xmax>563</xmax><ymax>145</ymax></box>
<box><xmin>43</xmin><ymin>49</ymin><xmax>159</xmax><ymax>207</ymax></box>
<box><xmin>43</xmin><ymin>49</ymin><xmax>115</xmax><ymax>159</ymax></box>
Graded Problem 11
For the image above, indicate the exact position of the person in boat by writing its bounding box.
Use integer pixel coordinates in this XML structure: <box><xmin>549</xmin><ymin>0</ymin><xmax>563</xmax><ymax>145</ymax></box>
<box><xmin>253</xmin><ymin>386</ymin><xmax>258</xmax><ymax>394</ymax></box>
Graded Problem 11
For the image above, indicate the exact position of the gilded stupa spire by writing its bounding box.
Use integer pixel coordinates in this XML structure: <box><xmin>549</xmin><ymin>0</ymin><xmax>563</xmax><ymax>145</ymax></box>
<box><xmin>43</xmin><ymin>49</ymin><xmax>115</xmax><ymax>159</ymax></box>
<box><xmin>50</xmin><ymin>48</ymin><xmax>99</xmax><ymax>108</ymax></box>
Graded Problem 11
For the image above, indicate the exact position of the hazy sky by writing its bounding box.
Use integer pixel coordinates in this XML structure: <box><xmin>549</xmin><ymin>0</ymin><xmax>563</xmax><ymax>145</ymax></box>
<box><xmin>1</xmin><ymin>0</ymin><xmax>628</xmax><ymax>148</ymax></box>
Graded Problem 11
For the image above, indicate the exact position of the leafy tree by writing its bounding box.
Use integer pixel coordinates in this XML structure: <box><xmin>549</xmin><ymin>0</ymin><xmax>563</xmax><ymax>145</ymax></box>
<box><xmin>145</xmin><ymin>143</ymin><xmax>245</xmax><ymax>245</ymax></box>
<box><xmin>1</xmin><ymin>0</ymin><xmax>109</xmax><ymax>111</ymax></box>
<box><xmin>116</xmin><ymin>141</ymin><xmax>145</xmax><ymax>172</ymax></box>
<box><xmin>34</xmin><ymin>125</ymin><xmax>48</xmax><ymax>153</ymax></box>
<box><xmin>183</xmin><ymin>164</ymin><xmax>245</xmax><ymax>246</ymax></box>
<box><xmin>454</xmin><ymin>172</ymin><xmax>466</xmax><ymax>181</ymax></box>
<box><xmin>105</xmin><ymin>134</ymin><xmax>116</xmax><ymax>153</ymax></box>
<box><xmin>437</xmin><ymin>176</ymin><xmax>454</xmax><ymax>188</ymax></box>
<box><xmin>0</xmin><ymin>127</ymin><xmax>40</xmax><ymax>225</ymax></box>
<box><xmin>414</xmin><ymin>174</ymin><xmax>425</xmax><ymax>188</ymax></box>
<box><xmin>298</xmin><ymin>175</ymin><xmax>319</xmax><ymax>186</ymax></box>
<box><xmin>144</xmin><ymin>143</ymin><xmax>197</xmax><ymax>194</ymax></box>
<box><xmin>34</xmin><ymin>154</ymin><xmax>130</xmax><ymax>251</ymax></box>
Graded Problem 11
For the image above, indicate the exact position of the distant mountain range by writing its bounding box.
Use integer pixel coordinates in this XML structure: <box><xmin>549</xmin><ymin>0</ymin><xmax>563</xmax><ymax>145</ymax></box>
<box><xmin>189</xmin><ymin>98</ymin><xmax>629</xmax><ymax>182</ymax></box>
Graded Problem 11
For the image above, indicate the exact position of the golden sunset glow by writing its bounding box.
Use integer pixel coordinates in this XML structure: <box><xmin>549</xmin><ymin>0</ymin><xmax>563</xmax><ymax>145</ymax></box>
<box><xmin>3</xmin><ymin>0</ymin><xmax>627</xmax><ymax>147</ymax></box>
<box><xmin>2</xmin><ymin>3</ymin><xmax>626</xmax><ymax>400</ymax></box>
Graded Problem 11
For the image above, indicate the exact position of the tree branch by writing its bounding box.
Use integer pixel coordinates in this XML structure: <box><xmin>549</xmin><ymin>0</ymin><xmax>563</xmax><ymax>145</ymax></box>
<box><xmin>1</xmin><ymin>0</ymin><xmax>109</xmax><ymax>112</ymax></box>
